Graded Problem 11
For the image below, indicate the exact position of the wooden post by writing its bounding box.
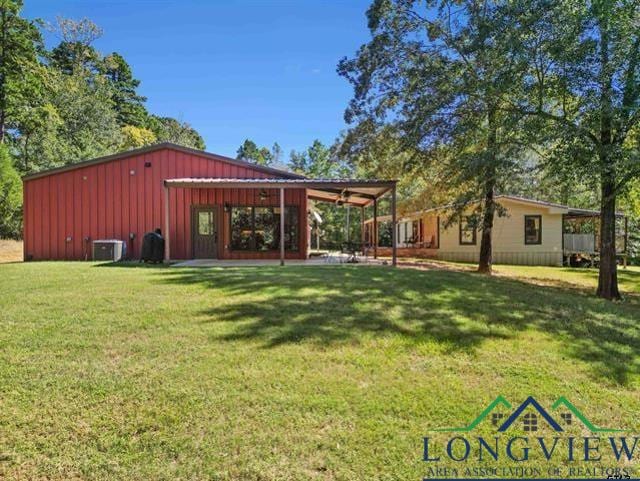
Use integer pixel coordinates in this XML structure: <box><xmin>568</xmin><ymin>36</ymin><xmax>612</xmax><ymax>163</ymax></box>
<box><xmin>373</xmin><ymin>198</ymin><xmax>378</xmax><ymax>259</ymax></box>
<box><xmin>280</xmin><ymin>187</ymin><xmax>285</xmax><ymax>266</ymax></box>
<box><xmin>360</xmin><ymin>206</ymin><xmax>365</xmax><ymax>256</ymax></box>
<box><xmin>391</xmin><ymin>184</ymin><xmax>397</xmax><ymax>267</ymax></box>
<box><xmin>164</xmin><ymin>184</ymin><xmax>170</xmax><ymax>262</ymax></box>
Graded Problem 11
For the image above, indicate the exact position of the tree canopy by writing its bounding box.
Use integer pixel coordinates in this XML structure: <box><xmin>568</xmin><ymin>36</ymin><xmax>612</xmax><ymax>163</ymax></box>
<box><xmin>0</xmin><ymin>3</ymin><xmax>206</xmax><ymax>240</ymax></box>
<box><xmin>339</xmin><ymin>0</ymin><xmax>532</xmax><ymax>273</ymax></box>
<box><xmin>500</xmin><ymin>0</ymin><xmax>640</xmax><ymax>299</ymax></box>
<box><xmin>339</xmin><ymin>0</ymin><xmax>640</xmax><ymax>298</ymax></box>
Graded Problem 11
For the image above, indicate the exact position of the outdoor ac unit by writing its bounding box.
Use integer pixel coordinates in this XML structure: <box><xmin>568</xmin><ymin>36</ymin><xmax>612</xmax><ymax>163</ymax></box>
<box><xmin>92</xmin><ymin>240</ymin><xmax>126</xmax><ymax>261</ymax></box>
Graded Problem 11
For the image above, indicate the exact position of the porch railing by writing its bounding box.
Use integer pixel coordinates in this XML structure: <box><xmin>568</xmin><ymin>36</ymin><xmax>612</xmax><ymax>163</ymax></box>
<box><xmin>563</xmin><ymin>233</ymin><xmax>595</xmax><ymax>253</ymax></box>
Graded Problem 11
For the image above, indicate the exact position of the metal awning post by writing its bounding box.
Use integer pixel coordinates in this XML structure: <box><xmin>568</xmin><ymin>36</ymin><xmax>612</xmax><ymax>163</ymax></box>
<box><xmin>361</xmin><ymin>206</ymin><xmax>365</xmax><ymax>256</ymax></box>
<box><xmin>280</xmin><ymin>187</ymin><xmax>285</xmax><ymax>266</ymax></box>
<box><xmin>373</xmin><ymin>198</ymin><xmax>378</xmax><ymax>259</ymax></box>
<box><xmin>164</xmin><ymin>184</ymin><xmax>170</xmax><ymax>262</ymax></box>
<box><xmin>391</xmin><ymin>184</ymin><xmax>397</xmax><ymax>267</ymax></box>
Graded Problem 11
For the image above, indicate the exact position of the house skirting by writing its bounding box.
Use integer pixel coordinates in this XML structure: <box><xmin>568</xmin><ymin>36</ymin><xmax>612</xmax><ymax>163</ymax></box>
<box><xmin>374</xmin><ymin>247</ymin><xmax>439</xmax><ymax>258</ymax></box>
<box><xmin>436</xmin><ymin>251</ymin><xmax>562</xmax><ymax>266</ymax></box>
<box><xmin>375</xmin><ymin>247</ymin><xmax>562</xmax><ymax>266</ymax></box>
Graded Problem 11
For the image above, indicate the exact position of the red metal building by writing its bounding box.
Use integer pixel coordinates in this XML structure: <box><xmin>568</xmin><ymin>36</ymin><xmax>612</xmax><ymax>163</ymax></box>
<box><xmin>22</xmin><ymin>143</ymin><xmax>397</xmax><ymax>263</ymax></box>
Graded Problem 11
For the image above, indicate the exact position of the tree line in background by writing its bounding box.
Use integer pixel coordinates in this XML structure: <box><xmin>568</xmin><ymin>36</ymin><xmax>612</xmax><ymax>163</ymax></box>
<box><xmin>337</xmin><ymin>0</ymin><xmax>640</xmax><ymax>300</ymax></box>
<box><xmin>0</xmin><ymin>0</ymin><xmax>205</xmax><ymax>239</ymax></box>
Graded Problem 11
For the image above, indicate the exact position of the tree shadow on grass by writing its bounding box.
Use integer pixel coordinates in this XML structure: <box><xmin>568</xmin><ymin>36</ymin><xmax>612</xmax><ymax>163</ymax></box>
<box><xmin>120</xmin><ymin>264</ymin><xmax>639</xmax><ymax>385</ymax></box>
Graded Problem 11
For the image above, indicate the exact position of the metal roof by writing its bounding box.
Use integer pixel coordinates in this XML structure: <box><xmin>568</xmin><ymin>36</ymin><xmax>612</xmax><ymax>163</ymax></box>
<box><xmin>163</xmin><ymin>177</ymin><xmax>397</xmax><ymax>206</ymax></box>
<box><xmin>364</xmin><ymin>194</ymin><xmax>625</xmax><ymax>222</ymax></box>
<box><xmin>22</xmin><ymin>142</ymin><xmax>306</xmax><ymax>181</ymax></box>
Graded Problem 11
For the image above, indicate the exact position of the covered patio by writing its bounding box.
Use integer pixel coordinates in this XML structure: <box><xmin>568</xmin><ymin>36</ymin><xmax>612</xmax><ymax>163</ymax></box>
<box><xmin>171</xmin><ymin>254</ymin><xmax>388</xmax><ymax>268</ymax></box>
<box><xmin>563</xmin><ymin>207</ymin><xmax>629</xmax><ymax>266</ymax></box>
<box><xmin>163</xmin><ymin>178</ymin><xmax>398</xmax><ymax>266</ymax></box>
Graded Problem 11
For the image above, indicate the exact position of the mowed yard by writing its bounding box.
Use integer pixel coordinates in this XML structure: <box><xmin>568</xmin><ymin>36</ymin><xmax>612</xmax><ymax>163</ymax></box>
<box><xmin>0</xmin><ymin>260</ymin><xmax>639</xmax><ymax>480</ymax></box>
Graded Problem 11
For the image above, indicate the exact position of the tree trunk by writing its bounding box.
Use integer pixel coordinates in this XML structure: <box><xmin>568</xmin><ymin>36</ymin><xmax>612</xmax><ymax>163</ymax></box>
<box><xmin>478</xmin><ymin>104</ymin><xmax>497</xmax><ymax>274</ymax></box>
<box><xmin>478</xmin><ymin>179</ymin><xmax>496</xmax><ymax>274</ymax></box>
<box><xmin>596</xmin><ymin>169</ymin><xmax>620</xmax><ymax>300</ymax></box>
<box><xmin>595</xmin><ymin>18</ymin><xmax>621</xmax><ymax>300</ymax></box>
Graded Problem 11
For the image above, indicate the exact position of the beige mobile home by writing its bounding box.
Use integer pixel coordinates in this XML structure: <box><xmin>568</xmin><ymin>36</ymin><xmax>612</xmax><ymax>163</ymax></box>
<box><xmin>363</xmin><ymin>195</ymin><xmax>628</xmax><ymax>266</ymax></box>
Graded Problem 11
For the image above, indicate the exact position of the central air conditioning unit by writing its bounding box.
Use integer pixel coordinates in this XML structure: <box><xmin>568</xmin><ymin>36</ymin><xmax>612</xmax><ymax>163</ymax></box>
<box><xmin>92</xmin><ymin>239</ymin><xmax>126</xmax><ymax>261</ymax></box>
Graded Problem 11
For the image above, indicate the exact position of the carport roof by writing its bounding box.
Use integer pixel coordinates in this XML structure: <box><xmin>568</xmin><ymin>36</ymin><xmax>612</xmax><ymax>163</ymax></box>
<box><xmin>163</xmin><ymin>177</ymin><xmax>397</xmax><ymax>206</ymax></box>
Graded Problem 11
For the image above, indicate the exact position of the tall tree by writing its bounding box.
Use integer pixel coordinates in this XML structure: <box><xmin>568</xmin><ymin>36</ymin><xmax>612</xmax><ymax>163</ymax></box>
<box><xmin>270</xmin><ymin>142</ymin><xmax>283</xmax><ymax>164</ymax></box>
<box><xmin>119</xmin><ymin>125</ymin><xmax>156</xmax><ymax>150</ymax></box>
<box><xmin>506</xmin><ymin>0</ymin><xmax>640</xmax><ymax>299</ymax></box>
<box><xmin>0</xmin><ymin>143</ymin><xmax>21</xmax><ymax>238</ymax></box>
<box><xmin>101</xmin><ymin>52</ymin><xmax>148</xmax><ymax>127</ymax></box>
<box><xmin>49</xmin><ymin>17</ymin><xmax>102</xmax><ymax>74</ymax></box>
<box><xmin>339</xmin><ymin>0</ymin><xmax>527</xmax><ymax>273</ymax></box>
<box><xmin>33</xmin><ymin>67</ymin><xmax>122</xmax><ymax>169</ymax></box>
<box><xmin>236</xmin><ymin>139</ymin><xmax>273</xmax><ymax>165</ymax></box>
<box><xmin>147</xmin><ymin>115</ymin><xmax>205</xmax><ymax>150</ymax></box>
<box><xmin>0</xmin><ymin>0</ymin><xmax>43</xmax><ymax>142</ymax></box>
<box><xmin>290</xmin><ymin>139</ymin><xmax>349</xmax><ymax>177</ymax></box>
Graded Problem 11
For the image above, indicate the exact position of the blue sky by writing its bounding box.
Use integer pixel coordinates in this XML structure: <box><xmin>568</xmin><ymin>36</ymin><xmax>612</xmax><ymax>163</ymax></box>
<box><xmin>24</xmin><ymin>0</ymin><xmax>372</xmax><ymax>158</ymax></box>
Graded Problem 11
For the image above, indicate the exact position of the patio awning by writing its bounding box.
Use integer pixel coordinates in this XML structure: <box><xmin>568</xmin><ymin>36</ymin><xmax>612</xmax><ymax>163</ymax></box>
<box><xmin>163</xmin><ymin>177</ymin><xmax>396</xmax><ymax>206</ymax></box>
<box><xmin>162</xmin><ymin>177</ymin><xmax>399</xmax><ymax>267</ymax></box>
<box><xmin>566</xmin><ymin>207</ymin><xmax>625</xmax><ymax>218</ymax></box>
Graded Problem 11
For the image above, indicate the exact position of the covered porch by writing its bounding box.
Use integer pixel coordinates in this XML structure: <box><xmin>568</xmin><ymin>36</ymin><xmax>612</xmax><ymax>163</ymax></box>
<box><xmin>563</xmin><ymin>207</ymin><xmax>629</xmax><ymax>266</ymax></box>
<box><xmin>171</xmin><ymin>253</ymin><xmax>387</xmax><ymax>268</ymax></box>
<box><xmin>163</xmin><ymin>177</ymin><xmax>398</xmax><ymax>266</ymax></box>
<box><xmin>363</xmin><ymin>211</ymin><xmax>440</xmax><ymax>259</ymax></box>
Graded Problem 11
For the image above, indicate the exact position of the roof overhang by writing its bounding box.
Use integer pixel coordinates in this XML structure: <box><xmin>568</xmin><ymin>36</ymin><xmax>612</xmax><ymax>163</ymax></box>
<box><xmin>566</xmin><ymin>208</ymin><xmax>625</xmax><ymax>218</ymax></box>
<box><xmin>163</xmin><ymin>178</ymin><xmax>397</xmax><ymax>206</ymax></box>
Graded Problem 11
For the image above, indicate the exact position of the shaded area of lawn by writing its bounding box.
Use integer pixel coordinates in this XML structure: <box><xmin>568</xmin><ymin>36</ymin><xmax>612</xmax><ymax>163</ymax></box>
<box><xmin>155</xmin><ymin>265</ymin><xmax>640</xmax><ymax>385</ymax></box>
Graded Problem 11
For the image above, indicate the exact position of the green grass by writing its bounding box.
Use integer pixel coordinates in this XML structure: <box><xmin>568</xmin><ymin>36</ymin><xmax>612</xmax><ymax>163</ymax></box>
<box><xmin>493</xmin><ymin>264</ymin><xmax>640</xmax><ymax>295</ymax></box>
<box><xmin>394</xmin><ymin>256</ymin><xmax>640</xmax><ymax>296</ymax></box>
<box><xmin>0</xmin><ymin>262</ymin><xmax>639</xmax><ymax>480</ymax></box>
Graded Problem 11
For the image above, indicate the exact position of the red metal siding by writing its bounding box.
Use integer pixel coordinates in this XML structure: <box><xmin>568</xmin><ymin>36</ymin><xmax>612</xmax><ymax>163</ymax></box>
<box><xmin>23</xmin><ymin>147</ymin><xmax>308</xmax><ymax>261</ymax></box>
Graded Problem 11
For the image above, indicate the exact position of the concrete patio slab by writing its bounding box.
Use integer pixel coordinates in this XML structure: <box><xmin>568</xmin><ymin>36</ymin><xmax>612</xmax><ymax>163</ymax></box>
<box><xmin>171</xmin><ymin>254</ymin><xmax>386</xmax><ymax>268</ymax></box>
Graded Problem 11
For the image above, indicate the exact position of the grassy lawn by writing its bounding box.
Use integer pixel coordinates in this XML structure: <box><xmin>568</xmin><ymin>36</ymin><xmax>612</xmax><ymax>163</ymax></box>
<box><xmin>494</xmin><ymin>264</ymin><xmax>640</xmax><ymax>295</ymax></box>
<box><xmin>0</xmin><ymin>262</ymin><xmax>639</xmax><ymax>480</ymax></box>
<box><xmin>394</xmin><ymin>257</ymin><xmax>640</xmax><ymax>297</ymax></box>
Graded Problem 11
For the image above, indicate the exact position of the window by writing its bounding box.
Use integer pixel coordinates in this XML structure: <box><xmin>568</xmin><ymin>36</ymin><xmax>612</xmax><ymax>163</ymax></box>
<box><xmin>230</xmin><ymin>206</ymin><xmax>299</xmax><ymax>251</ymax></box>
<box><xmin>525</xmin><ymin>215</ymin><xmax>542</xmax><ymax>245</ymax></box>
<box><xmin>230</xmin><ymin>207</ymin><xmax>253</xmax><ymax>250</ymax></box>
<box><xmin>412</xmin><ymin>220</ymin><xmax>420</xmax><ymax>243</ymax></box>
<box><xmin>254</xmin><ymin>207</ymin><xmax>277</xmax><ymax>251</ymax></box>
<box><xmin>459</xmin><ymin>216</ymin><xmax>477</xmax><ymax>245</ymax></box>
<box><xmin>283</xmin><ymin>207</ymin><xmax>299</xmax><ymax>251</ymax></box>
<box><xmin>401</xmin><ymin>221</ymin><xmax>419</xmax><ymax>245</ymax></box>
<box><xmin>198</xmin><ymin>211</ymin><xmax>215</xmax><ymax>235</ymax></box>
